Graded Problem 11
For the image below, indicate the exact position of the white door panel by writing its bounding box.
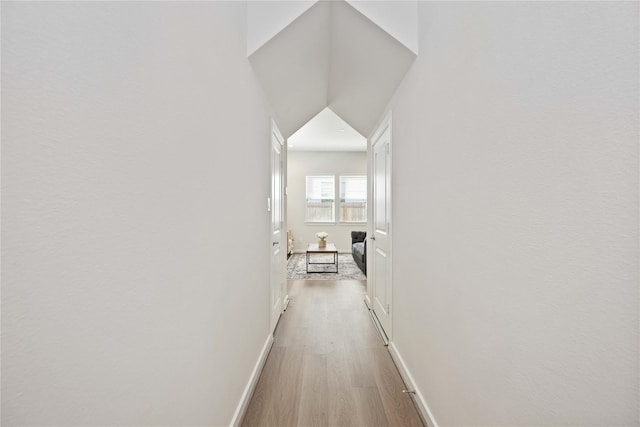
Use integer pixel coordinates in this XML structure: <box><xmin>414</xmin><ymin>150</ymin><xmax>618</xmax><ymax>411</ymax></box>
<box><xmin>374</xmin><ymin>148</ymin><xmax>388</xmax><ymax>233</ymax></box>
<box><xmin>270</xmin><ymin>123</ymin><xmax>285</xmax><ymax>333</ymax></box>
<box><xmin>370</xmin><ymin>114</ymin><xmax>392</xmax><ymax>341</ymax></box>
<box><xmin>374</xmin><ymin>247</ymin><xmax>388</xmax><ymax>315</ymax></box>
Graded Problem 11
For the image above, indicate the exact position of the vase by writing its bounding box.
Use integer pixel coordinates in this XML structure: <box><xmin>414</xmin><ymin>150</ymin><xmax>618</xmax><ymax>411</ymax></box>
<box><xmin>318</xmin><ymin>239</ymin><xmax>326</xmax><ymax>248</ymax></box>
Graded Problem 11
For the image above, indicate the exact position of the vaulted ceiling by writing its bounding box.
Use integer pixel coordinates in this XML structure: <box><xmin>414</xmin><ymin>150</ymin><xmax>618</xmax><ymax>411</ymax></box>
<box><xmin>288</xmin><ymin>107</ymin><xmax>366</xmax><ymax>152</ymax></box>
<box><xmin>248</xmin><ymin>0</ymin><xmax>418</xmax><ymax>139</ymax></box>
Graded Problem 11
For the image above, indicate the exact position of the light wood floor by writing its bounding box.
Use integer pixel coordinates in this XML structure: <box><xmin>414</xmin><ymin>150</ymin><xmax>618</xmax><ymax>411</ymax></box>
<box><xmin>241</xmin><ymin>279</ymin><xmax>423</xmax><ymax>427</ymax></box>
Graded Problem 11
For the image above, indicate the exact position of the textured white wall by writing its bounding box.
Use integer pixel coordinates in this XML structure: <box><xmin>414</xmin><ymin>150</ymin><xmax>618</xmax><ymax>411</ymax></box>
<box><xmin>389</xmin><ymin>2</ymin><xmax>639</xmax><ymax>426</ymax></box>
<box><xmin>287</xmin><ymin>151</ymin><xmax>367</xmax><ymax>254</ymax></box>
<box><xmin>1</xmin><ymin>2</ymin><xmax>271</xmax><ymax>425</ymax></box>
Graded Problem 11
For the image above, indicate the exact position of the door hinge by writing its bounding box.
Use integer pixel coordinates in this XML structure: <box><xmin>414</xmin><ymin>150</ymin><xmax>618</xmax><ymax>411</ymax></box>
<box><xmin>387</xmin><ymin>303</ymin><xmax>390</xmax><ymax>314</ymax></box>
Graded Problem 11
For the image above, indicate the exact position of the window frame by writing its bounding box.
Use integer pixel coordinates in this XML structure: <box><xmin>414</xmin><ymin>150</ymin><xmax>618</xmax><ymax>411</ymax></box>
<box><xmin>304</xmin><ymin>175</ymin><xmax>336</xmax><ymax>223</ymax></box>
<box><xmin>338</xmin><ymin>175</ymin><xmax>367</xmax><ymax>224</ymax></box>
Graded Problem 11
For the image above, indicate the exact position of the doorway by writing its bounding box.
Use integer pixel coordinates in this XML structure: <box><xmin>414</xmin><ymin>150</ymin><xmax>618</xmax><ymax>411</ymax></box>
<box><xmin>283</xmin><ymin>108</ymin><xmax>369</xmax><ymax>289</ymax></box>
<box><xmin>250</xmin><ymin>0</ymin><xmax>412</xmax><ymax>342</ymax></box>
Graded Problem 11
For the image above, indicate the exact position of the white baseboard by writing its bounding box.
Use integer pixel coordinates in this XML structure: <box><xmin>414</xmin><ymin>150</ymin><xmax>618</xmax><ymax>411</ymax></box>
<box><xmin>388</xmin><ymin>342</ymin><xmax>439</xmax><ymax>427</ymax></box>
<box><xmin>230</xmin><ymin>334</ymin><xmax>274</xmax><ymax>427</ymax></box>
<box><xmin>364</xmin><ymin>294</ymin><xmax>372</xmax><ymax>310</ymax></box>
<box><xmin>368</xmin><ymin>309</ymin><xmax>389</xmax><ymax>346</ymax></box>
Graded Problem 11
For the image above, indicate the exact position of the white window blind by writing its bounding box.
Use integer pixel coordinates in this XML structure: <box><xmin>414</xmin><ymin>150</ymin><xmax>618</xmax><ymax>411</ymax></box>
<box><xmin>340</xmin><ymin>176</ymin><xmax>367</xmax><ymax>222</ymax></box>
<box><xmin>305</xmin><ymin>176</ymin><xmax>335</xmax><ymax>222</ymax></box>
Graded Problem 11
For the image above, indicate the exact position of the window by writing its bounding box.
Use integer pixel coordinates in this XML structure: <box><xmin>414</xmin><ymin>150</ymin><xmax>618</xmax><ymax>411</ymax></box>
<box><xmin>306</xmin><ymin>176</ymin><xmax>335</xmax><ymax>222</ymax></box>
<box><xmin>340</xmin><ymin>176</ymin><xmax>367</xmax><ymax>222</ymax></box>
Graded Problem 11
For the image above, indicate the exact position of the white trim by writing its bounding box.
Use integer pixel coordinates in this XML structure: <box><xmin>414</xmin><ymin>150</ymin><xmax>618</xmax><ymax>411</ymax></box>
<box><xmin>304</xmin><ymin>221</ymin><xmax>337</xmax><ymax>225</ymax></box>
<box><xmin>370</xmin><ymin>110</ymin><xmax>392</xmax><ymax>145</ymax></box>
<box><xmin>364</xmin><ymin>295</ymin><xmax>372</xmax><ymax>310</ymax></box>
<box><xmin>388</xmin><ymin>342</ymin><xmax>439</xmax><ymax>427</ymax></box>
<box><xmin>271</xmin><ymin>118</ymin><xmax>284</xmax><ymax>143</ymax></box>
<box><xmin>270</xmin><ymin>119</ymin><xmax>286</xmax><ymax>333</ymax></box>
<box><xmin>369</xmin><ymin>309</ymin><xmax>389</xmax><ymax>346</ymax></box>
<box><xmin>230</xmin><ymin>334</ymin><xmax>274</xmax><ymax>427</ymax></box>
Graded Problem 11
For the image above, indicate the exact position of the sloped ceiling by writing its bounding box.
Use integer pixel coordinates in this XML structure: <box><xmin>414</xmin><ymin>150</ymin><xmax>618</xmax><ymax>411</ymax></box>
<box><xmin>288</xmin><ymin>107</ymin><xmax>366</xmax><ymax>152</ymax></box>
<box><xmin>248</xmin><ymin>0</ymin><xmax>417</xmax><ymax>139</ymax></box>
<box><xmin>246</xmin><ymin>1</ymin><xmax>317</xmax><ymax>57</ymax></box>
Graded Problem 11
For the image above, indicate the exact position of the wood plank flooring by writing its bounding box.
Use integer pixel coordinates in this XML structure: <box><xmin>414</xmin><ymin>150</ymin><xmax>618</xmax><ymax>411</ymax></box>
<box><xmin>241</xmin><ymin>279</ymin><xmax>423</xmax><ymax>427</ymax></box>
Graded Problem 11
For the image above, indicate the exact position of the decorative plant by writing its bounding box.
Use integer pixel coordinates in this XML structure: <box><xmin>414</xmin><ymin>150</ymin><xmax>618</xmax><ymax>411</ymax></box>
<box><xmin>316</xmin><ymin>231</ymin><xmax>328</xmax><ymax>241</ymax></box>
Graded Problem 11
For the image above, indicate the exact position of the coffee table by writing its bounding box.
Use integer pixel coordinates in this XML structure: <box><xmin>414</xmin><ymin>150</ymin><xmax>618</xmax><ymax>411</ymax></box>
<box><xmin>306</xmin><ymin>243</ymin><xmax>338</xmax><ymax>273</ymax></box>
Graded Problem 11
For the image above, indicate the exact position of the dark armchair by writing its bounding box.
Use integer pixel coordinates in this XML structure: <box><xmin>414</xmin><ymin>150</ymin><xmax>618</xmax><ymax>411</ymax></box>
<box><xmin>351</xmin><ymin>231</ymin><xmax>367</xmax><ymax>275</ymax></box>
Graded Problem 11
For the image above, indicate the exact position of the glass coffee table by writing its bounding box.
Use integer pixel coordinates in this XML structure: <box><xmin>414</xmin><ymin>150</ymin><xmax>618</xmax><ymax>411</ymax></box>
<box><xmin>306</xmin><ymin>243</ymin><xmax>338</xmax><ymax>273</ymax></box>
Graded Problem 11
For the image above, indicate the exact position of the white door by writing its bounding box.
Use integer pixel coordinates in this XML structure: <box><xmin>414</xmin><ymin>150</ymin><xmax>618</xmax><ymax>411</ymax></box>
<box><xmin>270</xmin><ymin>122</ymin><xmax>285</xmax><ymax>333</ymax></box>
<box><xmin>370</xmin><ymin>113</ymin><xmax>392</xmax><ymax>342</ymax></box>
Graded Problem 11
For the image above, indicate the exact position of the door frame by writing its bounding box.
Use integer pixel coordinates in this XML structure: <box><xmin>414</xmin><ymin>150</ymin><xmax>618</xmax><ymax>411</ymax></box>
<box><xmin>270</xmin><ymin>120</ymin><xmax>287</xmax><ymax>334</ymax></box>
<box><xmin>366</xmin><ymin>111</ymin><xmax>392</xmax><ymax>342</ymax></box>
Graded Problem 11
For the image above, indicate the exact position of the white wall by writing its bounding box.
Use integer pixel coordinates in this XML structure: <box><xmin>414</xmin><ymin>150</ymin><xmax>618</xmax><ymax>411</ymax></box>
<box><xmin>346</xmin><ymin>0</ymin><xmax>418</xmax><ymax>55</ymax></box>
<box><xmin>287</xmin><ymin>151</ymin><xmax>367</xmax><ymax>253</ymax></box>
<box><xmin>388</xmin><ymin>2</ymin><xmax>639</xmax><ymax>426</ymax></box>
<box><xmin>247</xmin><ymin>0</ymin><xmax>317</xmax><ymax>56</ymax></box>
<box><xmin>1</xmin><ymin>3</ymin><xmax>272</xmax><ymax>425</ymax></box>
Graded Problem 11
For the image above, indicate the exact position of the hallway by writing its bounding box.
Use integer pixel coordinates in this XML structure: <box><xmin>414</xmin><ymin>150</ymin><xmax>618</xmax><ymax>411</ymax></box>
<box><xmin>3</xmin><ymin>2</ymin><xmax>637</xmax><ymax>425</ymax></box>
<box><xmin>241</xmin><ymin>279</ymin><xmax>423</xmax><ymax>427</ymax></box>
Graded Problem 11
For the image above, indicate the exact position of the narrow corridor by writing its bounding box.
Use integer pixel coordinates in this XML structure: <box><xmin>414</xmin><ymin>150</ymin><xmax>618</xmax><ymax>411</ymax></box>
<box><xmin>242</xmin><ymin>279</ymin><xmax>423</xmax><ymax>427</ymax></box>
